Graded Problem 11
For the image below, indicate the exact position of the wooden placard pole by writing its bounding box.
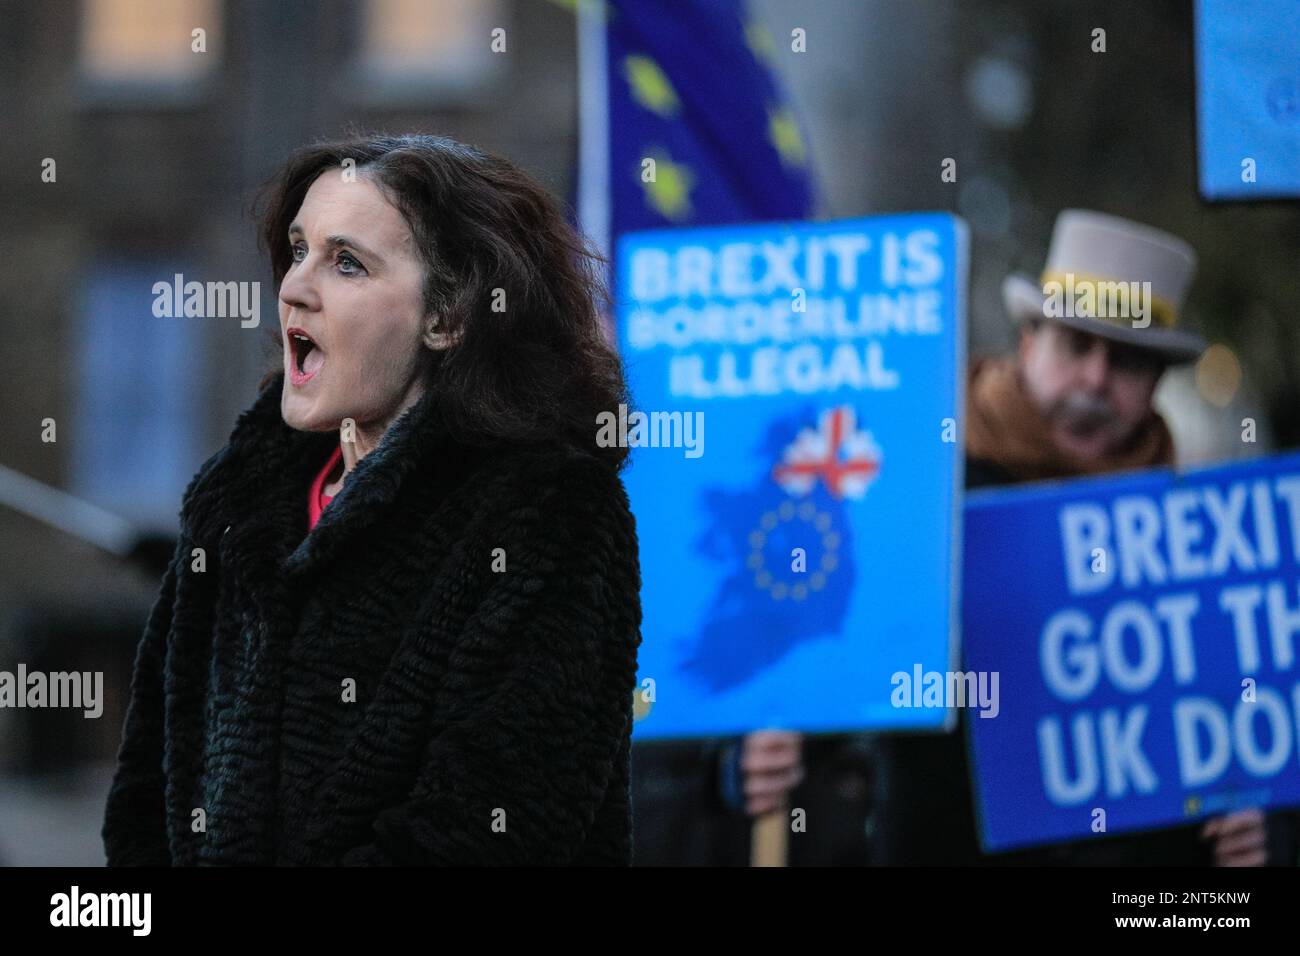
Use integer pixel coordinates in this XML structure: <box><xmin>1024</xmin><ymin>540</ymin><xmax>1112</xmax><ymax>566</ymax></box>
<box><xmin>751</xmin><ymin>800</ymin><xmax>790</xmax><ymax>867</ymax></box>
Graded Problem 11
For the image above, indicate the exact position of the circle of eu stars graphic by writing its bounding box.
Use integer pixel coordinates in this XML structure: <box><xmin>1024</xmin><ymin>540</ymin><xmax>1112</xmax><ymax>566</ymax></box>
<box><xmin>747</xmin><ymin>499</ymin><xmax>839</xmax><ymax>601</ymax></box>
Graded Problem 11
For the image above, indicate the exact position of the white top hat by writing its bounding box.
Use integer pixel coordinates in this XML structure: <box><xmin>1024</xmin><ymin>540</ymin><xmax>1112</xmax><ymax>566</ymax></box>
<box><xmin>1002</xmin><ymin>209</ymin><xmax>1208</xmax><ymax>364</ymax></box>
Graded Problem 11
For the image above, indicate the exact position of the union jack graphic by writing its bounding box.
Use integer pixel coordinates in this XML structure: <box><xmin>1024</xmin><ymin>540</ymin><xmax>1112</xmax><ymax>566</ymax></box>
<box><xmin>771</xmin><ymin>405</ymin><xmax>881</xmax><ymax>500</ymax></box>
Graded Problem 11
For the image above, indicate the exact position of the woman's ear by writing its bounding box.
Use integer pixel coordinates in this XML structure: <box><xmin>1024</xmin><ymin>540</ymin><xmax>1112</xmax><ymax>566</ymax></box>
<box><xmin>422</xmin><ymin>316</ymin><xmax>455</xmax><ymax>351</ymax></box>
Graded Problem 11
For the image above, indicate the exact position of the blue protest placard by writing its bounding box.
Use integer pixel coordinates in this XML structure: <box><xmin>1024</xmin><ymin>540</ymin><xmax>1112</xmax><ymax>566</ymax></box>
<box><xmin>617</xmin><ymin>213</ymin><xmax>967</xmax><ymax>740</ymax></box>
<box><xmin>964</xmin><ymin>451</ymin><xmax>1300</xmax><ymax>852</ymax></box>
<box><xmin>1195</xmin><ymin>0</ymin><xmax>1300</xmax><ymax>201</ymax></box>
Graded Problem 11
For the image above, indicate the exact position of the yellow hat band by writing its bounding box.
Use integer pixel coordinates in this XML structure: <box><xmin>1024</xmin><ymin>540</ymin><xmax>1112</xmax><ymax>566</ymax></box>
<box><xmin>1039</xmin><ymin>270</ymin><xmax>1178</xmax><ymax>329</ymax></box>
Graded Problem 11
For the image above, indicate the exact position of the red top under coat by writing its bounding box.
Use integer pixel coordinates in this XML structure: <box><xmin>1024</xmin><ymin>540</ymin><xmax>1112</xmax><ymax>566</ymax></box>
<box><xmin>307</xmin><ymin>445</ymin><xmax>343</xmax><ymax>530</ymax></box>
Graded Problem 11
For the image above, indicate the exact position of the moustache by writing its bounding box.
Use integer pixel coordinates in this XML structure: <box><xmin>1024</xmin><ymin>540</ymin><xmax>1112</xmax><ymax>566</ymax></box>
<box><xmin>1052</xmin><ymin>392</ymin><xmax>1116</xmax><ymax>431</ymax></box>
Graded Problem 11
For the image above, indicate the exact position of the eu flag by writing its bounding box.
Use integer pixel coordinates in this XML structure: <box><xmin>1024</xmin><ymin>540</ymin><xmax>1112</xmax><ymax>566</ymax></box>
<box><xmin>579</xmin><ymin>0</ymin><xmax>818</xmax><ymax>248</ymax></box>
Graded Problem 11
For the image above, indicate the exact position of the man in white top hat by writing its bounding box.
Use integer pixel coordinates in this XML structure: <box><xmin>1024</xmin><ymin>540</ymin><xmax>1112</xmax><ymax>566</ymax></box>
<box><xmin>985</xmin><ymin>208</ymin><xmax>1207</xmax><ymax>477</ymax></box>
<box><xmin>871</xmin><ymin>210</ymin><xmax>1281</xmax><ymax>866</ymax></box>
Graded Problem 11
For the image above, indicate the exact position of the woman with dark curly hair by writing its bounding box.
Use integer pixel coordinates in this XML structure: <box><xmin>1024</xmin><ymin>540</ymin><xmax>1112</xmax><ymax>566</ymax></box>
<box><xmin>101</xmin><ymin>133</ymin><xmax>642</xmax><ymax>866</ymax></box>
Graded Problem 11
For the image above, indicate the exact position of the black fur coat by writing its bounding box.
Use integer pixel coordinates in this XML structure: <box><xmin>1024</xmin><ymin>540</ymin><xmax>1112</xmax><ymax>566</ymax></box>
<box><xmin>101</xmin><ymin>374</ymin><xmax>642</xmax><ymax>865</ymax></box>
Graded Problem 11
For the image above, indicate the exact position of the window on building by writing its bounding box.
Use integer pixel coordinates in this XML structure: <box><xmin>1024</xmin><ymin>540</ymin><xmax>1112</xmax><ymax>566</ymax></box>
<box><xmin>72</xmin><ymin>261</ymin><xmax>208</xmax><ymax>532</ymax></box>
<box><xmin>356</xmin><ymin>0</ymin><xmax>506</xmax><ymax>103</ymax></box>
<box><xmin>79</xmin><ymin>0</ymin><xmax>220</xmax><ymax>101</ymax></box>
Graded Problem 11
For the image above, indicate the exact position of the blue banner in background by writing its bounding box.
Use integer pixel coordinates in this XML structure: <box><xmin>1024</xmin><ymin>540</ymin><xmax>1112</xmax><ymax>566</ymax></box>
<box><xmin>964</xmin><ymin>452</ymin><xmax>1300</xmax><ymax>853</ymax></box>
<box><xmin>1195</xmin><ymin>0</ymin><xmax>1300</xmax><ymax>201</ymax></box>
<box><xmin>621</xmin><ymin>213</ymin><xmax>967</xmax><ymax>740</ymax></box>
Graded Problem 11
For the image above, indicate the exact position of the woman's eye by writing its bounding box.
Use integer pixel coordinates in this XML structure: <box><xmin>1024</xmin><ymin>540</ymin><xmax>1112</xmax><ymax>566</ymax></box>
<box><xmin>290</xmin><ymin>244</ymin><xmax>307</xmax><ymax>263</ymax></box>
<box><xmin>337</xmin><ymin>253</ymin><xmax>366</xmax><ymax>276</ymax></box>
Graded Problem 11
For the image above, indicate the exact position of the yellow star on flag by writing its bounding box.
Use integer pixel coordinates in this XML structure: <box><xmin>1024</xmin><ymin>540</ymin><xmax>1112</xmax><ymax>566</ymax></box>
<box><xmin>745</xmin><ymin>19</ymin><xmax>779</xmax><ymax>68</ymax></box>
<box><xmin>623</xmin><ymin>54</ymin><xmax>680</xmax><ymax>117</ymax></box>
<box><xmin>639</xmin><ymin>150</ymin><xmax>694</xmax><ymax>221</ymax></box>
<box><xmin>768</xmin><ymin>105</ymin><xmax>807</xmax><ymax>168</ymax></box>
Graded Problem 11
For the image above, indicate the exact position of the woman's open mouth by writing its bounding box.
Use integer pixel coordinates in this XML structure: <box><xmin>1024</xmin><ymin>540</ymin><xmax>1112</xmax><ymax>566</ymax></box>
<box><xmin>287</xmin><ymin>327</ymin><xmax>324</xmax><ymax>386</ymax></box>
